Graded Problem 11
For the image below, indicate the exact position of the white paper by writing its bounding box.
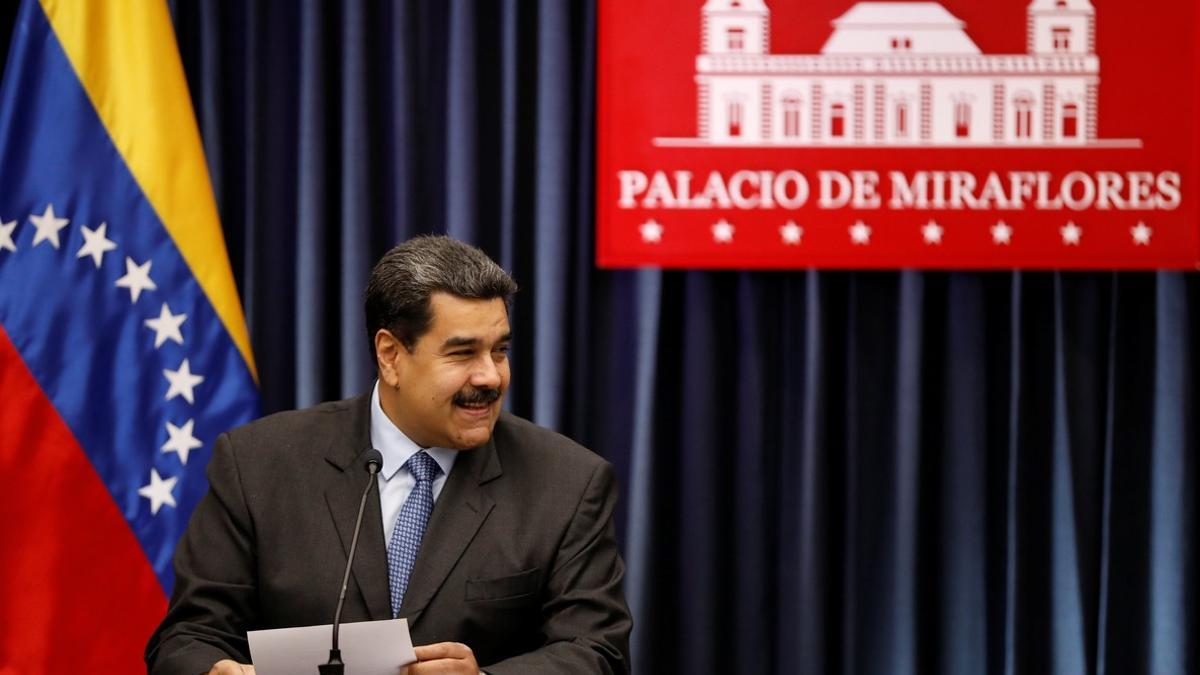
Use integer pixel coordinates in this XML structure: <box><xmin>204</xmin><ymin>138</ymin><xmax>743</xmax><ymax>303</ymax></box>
<box><xmin>248</xmin><ymin>618</ymin><xmax>416</xmax><ymax>675</ymax></box>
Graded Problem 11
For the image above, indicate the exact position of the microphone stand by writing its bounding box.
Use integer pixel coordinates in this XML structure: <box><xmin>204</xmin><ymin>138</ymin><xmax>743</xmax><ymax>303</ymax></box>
<box><xmin>320</xmin><ymin>450</ymin><xmax>383</xmax><ymax>675</ymax></box>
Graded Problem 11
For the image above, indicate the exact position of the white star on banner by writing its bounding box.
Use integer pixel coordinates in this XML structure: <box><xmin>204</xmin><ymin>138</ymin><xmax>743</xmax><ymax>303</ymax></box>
<box><xmin>162</xmin><ymin>419</ymin><xmax>203</xmax><ymax>465</ymax></box>
<box><xmin>1131</xmin><ymin>221</ymin><xmax>1152</xmax><ymax>246</ymax></box>
<box><xmin>780</xmin><ymin>220</ymin><xmax>803</xmax><ymax>245</ymax></box>
<box><xmin>137</xmin><ymin>468</ymin><xmax>178</xmax><ymax>515</ymax></box>
<box><xmin>115</xmin><ymin>256</ymin><xmax>157</xmax><ymax>303</ymax></box>
<box><xmin>849</xmin><ymin>220</ymin><xmax>872</xmax><ymax>245</ymax></box>
<box><xmin>145</xmin><ymin>303</ymin><xmax>187</xmax><ymax>348</ymax></box>
<box><xmin>712</xmin><ymin>219</ymin><xmax>734</xmax><ymax>243</ymax></box>
<box><xmin>639</xmin><ymin>219</ymin><xmax>663</xmax><ymax>243</ymax></box>
<box><xmin>29</xmin><ymin>204</ymin><xmax>69</xmax><ymax>249</ymax></box>
<box><xmin>76</xmin><ymin>222</ymin><xmax>118</xmax><ymax>268</ymax></box>
<box><xmin>921</xmin><ymin>220</ymin><xmax>944</xmax><ymax>245</ymax></box>
<box><xmin>1061</xmin><ymin>221</ymin><xmax>1082</xmax><ymax>246</ymax></box>
<box><xmin>991</xmin><ymin>221</ymin><xmax>1013</xmax><ymax>245</ymax></box>
<box><xmin>0</xmin><ymin>220</ymin><xmax>16</xmax><ymax>254</ymax></box>
<box><xmin>164</xmin><ymin>358</ymin><xmax>205</xmax><ymax>404</ymax></box>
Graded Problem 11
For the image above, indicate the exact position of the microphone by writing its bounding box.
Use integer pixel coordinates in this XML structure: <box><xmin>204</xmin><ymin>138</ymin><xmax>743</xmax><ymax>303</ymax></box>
<box><xmin>320</xmin><ymin>449</ymin><xmax>384</xmax><ymax>675</ymax></box>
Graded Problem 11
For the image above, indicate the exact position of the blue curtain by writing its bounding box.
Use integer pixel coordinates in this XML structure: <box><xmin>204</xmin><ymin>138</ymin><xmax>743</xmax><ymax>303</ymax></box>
<box><xmin>5</xmin><ymin>2</ymin><xmax>1194</xmax><ymax>672</ymax></box>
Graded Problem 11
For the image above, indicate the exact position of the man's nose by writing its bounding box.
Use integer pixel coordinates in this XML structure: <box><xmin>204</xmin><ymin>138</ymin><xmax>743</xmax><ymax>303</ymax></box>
<box><xmin>470</xmin><ymin>354</ymin><xmax>503</xmax><ymax>389</ymax></box>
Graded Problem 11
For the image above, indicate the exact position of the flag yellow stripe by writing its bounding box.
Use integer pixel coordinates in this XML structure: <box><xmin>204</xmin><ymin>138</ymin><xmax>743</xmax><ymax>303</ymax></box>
<box><xmin>39</xmin><ymin>0</ymin><xmax>257</xmax><ymax>380</ymax></box>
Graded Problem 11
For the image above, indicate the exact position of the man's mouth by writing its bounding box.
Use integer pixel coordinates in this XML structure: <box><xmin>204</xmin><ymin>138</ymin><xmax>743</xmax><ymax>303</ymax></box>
<box><xmin>453</xmin><ymin>388</ymin><xmax>500</xmax><ymax>413</ymax></box>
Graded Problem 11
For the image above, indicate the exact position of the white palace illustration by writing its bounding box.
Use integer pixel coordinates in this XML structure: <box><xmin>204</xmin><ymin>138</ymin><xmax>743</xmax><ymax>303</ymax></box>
<box><xmin>658</xmin><ymin>0</ymin><xmax>1139</xmax><ymax>148</ymax></box>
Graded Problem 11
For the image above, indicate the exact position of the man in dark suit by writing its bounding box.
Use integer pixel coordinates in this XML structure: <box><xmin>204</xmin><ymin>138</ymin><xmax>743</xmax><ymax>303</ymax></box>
<box><xmin>145</xmin><ymin>236</ymin><xmax>632</xmax><ymax>674</ymax></box>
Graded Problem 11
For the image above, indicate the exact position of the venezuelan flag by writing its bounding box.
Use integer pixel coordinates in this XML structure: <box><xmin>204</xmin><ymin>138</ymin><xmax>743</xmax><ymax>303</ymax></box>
<box><xmin>0</xmin><ymin>0</ymin><xmax>259</xmax><ymax>670</ymax></box>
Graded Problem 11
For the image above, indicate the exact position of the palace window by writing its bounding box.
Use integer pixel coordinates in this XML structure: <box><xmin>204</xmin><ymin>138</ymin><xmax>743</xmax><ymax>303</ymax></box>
<box><xmin>890</xmin><ymin>36</ymin><xmax>913</xmax><ymax>51</ymax></box>
<box><xmin>830</xmin><ymin>103</ymin><xmax>846</xmax><ymax>137</ymax></box>
<box><xmin>728</xmin><ymin>101</ymin><xmax>743</xmax><ymax>137</ymax></box>
<box><xmin>954</xmin><ymin>101</ymin><xmax>971</xmax><ymax>138</ymax></box>
<box><xmin>728</xmin><ymin>27</ymin><xmax>745</xmax><ymax>51</ymax></box>
<box><xmin>1014</xmin><ymin>95</ymin><xmax>1033</xmax><ymax>139</ymax></box>
<box><xmin>1052</xmin><ymin>27</ymin><xmax>1071</xmax><ymax>51</ymax></box>
<box><xmin>1062</xmin><ymin>103</ymin><xmax>1079</xmax><ymax>138</ymax></box>
<box><xmin>895</xmin><ymin>101</ymin><xmax>909</xmax><ymax>137</ymax></box>
<box><xmin>783</xmin><ymin>95</ymin><xmax>802</xmax><ymax>137</ymax></box>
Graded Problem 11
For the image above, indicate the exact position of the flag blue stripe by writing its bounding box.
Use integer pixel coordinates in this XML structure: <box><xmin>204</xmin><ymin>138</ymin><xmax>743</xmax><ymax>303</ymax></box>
<box><xmin>0</xmin><ymin>0</ymin><xmax>258</xmax><ymax>593</ymax></box>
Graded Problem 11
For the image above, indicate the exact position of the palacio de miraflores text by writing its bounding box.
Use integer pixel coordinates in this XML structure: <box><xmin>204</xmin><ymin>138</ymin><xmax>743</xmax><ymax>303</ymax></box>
<box><xmin>616</xmin><ymin>169</ymin><xmax>1182</xmax><ymax>212</ymax></box>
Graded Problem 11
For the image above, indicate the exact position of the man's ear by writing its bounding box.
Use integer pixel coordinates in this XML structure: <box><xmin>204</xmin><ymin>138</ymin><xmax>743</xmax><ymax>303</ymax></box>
<box><xmin>375</xmin><ymin>329</ymin><xmax>406</xmax><ymax>388</ymax></box>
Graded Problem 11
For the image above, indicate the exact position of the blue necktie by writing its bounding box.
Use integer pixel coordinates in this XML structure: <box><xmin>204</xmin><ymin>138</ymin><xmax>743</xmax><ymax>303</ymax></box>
<box><xmin>387</xmin><ymin>450</ymin><xmax>441</xmax><ymax>617</ymax></box>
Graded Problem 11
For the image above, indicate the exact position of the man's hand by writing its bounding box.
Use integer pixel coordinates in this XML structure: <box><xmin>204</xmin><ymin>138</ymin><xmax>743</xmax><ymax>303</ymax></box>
<box><xmin>207</xmin><ymin>660</ymin><xmax>255</xmax><ymax>674</ymax></box>
<box><xmin>403</xmin><ymin>642</ymin><xmax>480</xmax><ymax>674</ymax></box>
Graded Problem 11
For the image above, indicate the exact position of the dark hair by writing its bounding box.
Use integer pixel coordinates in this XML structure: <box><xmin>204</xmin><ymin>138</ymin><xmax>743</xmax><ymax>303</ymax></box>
<box><xmin>364</xmin><ymin>235</ymin><xmax>517</xmax><ymax>357</ymax></box>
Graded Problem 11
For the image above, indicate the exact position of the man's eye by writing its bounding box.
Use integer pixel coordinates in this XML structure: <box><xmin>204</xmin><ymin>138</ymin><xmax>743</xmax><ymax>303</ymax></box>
<box><xmin>494</xmin><ymin>345</ymin><xmax>510</xmax><ymax>355</ymax></box>
<box><xmin>450</xmin><ymin>350</ymin><xmax>472</xmax><ymax>357</ymax></box>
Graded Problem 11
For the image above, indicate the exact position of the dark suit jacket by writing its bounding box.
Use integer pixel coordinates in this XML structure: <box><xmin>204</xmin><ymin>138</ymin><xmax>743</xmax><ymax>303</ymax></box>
<box><xmin>145</xmin><ymin>393</ymin><xmax>632</xmax><ymax>674</ymax></box>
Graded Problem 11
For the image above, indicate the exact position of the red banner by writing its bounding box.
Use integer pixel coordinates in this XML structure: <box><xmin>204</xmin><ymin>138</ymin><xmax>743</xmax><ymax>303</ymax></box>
<box><xmin>596</xmin><ymin>0</ymin><xmax>1200</xmax><ymax>269</ymax></box>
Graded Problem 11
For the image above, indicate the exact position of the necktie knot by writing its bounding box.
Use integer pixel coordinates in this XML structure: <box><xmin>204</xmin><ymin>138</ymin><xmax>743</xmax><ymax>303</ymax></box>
<box><xmin>405</xmin><ymin>450</ymin><xmax>441</xmax><ymax>484</ymax></box>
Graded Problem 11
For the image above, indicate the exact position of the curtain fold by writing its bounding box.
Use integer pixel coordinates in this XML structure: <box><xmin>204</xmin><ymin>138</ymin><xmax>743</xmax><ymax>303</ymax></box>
<box><xmin>940</xmin><ymin>274</ymin><xmax>988</xmax><ymax>675</ymax></box>
<box><xmin>795</xmin><ymin>271</ymin><xmax>831</xmax><ymax>675</ymax></box>
<box><xmin>295</xmin><ymin>0</ymin><xmax>329</xmax><ymax>407</ymax></box>
<box><xmin>1051</xmin><ymin>275</ymin><xmax>1087</xmax><ymax>675</ymax></box>
<box><xmin>1150</xmin><ymin>272</ymin><xmax>1191</xmax><ymax>675</ymax></box>
<box><xmin>335</xmin><ymin>0</ymin><xmax>375</xmax><ymax>397</ymax></box>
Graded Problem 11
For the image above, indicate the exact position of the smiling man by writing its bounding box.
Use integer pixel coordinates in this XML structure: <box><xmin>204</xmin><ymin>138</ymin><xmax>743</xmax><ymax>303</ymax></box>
<box><xmin>146</xmin><ymin>236</ymin><xmax>632</xmax><ymax>674</ymax></box>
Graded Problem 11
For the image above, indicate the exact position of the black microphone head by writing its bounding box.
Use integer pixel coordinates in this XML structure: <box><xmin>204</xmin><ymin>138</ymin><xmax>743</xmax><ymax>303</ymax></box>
<box><xmin>364</xmin><ymin>449</ymin><xmax>384</xmax><ymax>475</ymax></box>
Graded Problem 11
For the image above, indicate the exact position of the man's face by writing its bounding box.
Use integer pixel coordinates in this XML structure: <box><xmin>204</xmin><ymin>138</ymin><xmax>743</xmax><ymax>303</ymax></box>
<box><xmin>379</xmin><ymin>292</ymin><xmax>511</xmax><ymax>450</ymax></box>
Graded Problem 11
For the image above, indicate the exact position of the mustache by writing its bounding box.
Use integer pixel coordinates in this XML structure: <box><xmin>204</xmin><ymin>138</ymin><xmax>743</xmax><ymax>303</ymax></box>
<box><xmin>453</xmin><ymin>387</ymin><xmax>501</xmax><ymax>406</ymax></box>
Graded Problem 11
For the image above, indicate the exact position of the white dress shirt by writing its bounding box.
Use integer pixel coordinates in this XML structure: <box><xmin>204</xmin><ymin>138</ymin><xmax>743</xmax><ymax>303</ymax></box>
<box><xmin>369</xmin><ymin>382</ymin><xmax>459</xmax><ymax>548</ymax></box>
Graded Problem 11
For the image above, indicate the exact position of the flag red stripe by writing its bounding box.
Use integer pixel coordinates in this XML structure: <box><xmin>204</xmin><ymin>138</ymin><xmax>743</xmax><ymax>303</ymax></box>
<box><xmin>0</xmin><ymin>326</ymin><xmax>166</xmax><ymax>673</ymax></box>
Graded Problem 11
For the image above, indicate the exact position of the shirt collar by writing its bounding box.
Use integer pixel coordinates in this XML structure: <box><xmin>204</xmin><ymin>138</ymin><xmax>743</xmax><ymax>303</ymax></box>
<box><xmin>370</xmin><ymin>381</ymin><xmax>458</xmax><ymax>481</ymax></box>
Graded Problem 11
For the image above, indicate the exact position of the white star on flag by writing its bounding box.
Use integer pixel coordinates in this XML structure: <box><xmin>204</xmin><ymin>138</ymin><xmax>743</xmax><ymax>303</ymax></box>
<box><xmin>849</xmin><ymin>220</ymin><xmax>872</xmax><ymax>245</ymax></box>
<box><xmin>1131</xmin><ymin>221</ymin><xmax>1152</xmax><ymax>246</ymax></box>
<box><xmin>711</xmin><ymin>219</ymin><xmax>734</xmax><ymax>243</ymax></box>
<box><xmin>115</xmin><ymin>256</ymin><xmax>157</xmax><ymax>303</ymax></box>
<box><xmin>991</xmin><ymin>221</ymin><xmax>1013</xmax><ymax>245</ymax></box>
<box><xmin>921</xmin><ymin>220</ymin><xmax>944</xmax><ymax>245</ymax></box>
<box><xmin>145</xmin><ymin>303</ymin><xmax>187</xmax><ymax>348</ymax></box>
<box><xmin>29</xmin><ymin>204</ymin><xmax>69</xmax><ymax>249</ymax></box>
<box><xmin>0</xmin><ymin>219</ymin><xmax>16</xmax><ymax>253</ymax></box>
<box><xmin>76</xmin><ymin>222</ymin><xmax>118</xmax><ymax>268</ymax></box>
<box><xmin>137</xmin><ymin>468</ymin><xmax>178</xmax><ymax>515</ymax></box>
<box><xmin>164</xmin><ymin>358</ymin><xmax>205</xmax><ymax>404</ymax></box>
<box><xmin>639</xmin><ymin>219</ymin><xmax>663</xmax><ymax>243</ymax></box>
<box><xmin>1060</xmin><ymin>221</ymin><xmax>1082</xmax><ymax>246</ymax></box>
<box><xmin>780</xmin><ymin>220</ymin><xmax>803</xmax><ymax>245</ymax></box>
<box><xmin>162</xmin><ymin>419</ymin><xmax>203</xmax><ymax>465</ymax></box>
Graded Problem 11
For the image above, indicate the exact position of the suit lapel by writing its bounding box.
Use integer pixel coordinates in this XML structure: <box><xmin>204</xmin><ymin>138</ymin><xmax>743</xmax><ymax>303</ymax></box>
<box><xmin>322</xmin><ymin>394</ymin><xmax>392</xmax><ymax>621</ymax></box>
<box><xmin>398</xmin><ymin>435</ymin><xmax>502</xmax><ymax>622</ymax></box>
